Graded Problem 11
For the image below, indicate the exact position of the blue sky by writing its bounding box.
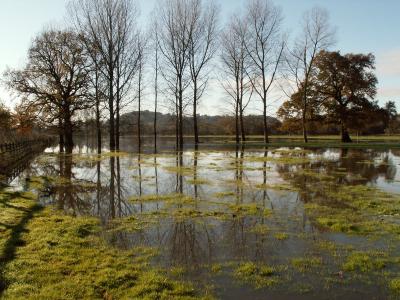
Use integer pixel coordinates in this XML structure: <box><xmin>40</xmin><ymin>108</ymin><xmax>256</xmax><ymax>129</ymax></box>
<box><xmin>0</xmin><ymin>0</ymin><xmax>399</xmax><ymax>116</ymax></box>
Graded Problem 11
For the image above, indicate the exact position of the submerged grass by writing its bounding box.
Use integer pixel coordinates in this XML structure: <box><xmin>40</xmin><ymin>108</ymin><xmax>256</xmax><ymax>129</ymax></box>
<box><xmin>234</xmin><ymin>262</ymin><xmax>279</xmax><ymax>289</ymax></box>
<box><xmin>290</xmin><ymin>256</ymin><xmax>323</xmax><ymax>273</ymax></box>
<box><xmin>389</xmin><ymin>278</ymin><xmax>400</xmax><ymax>293</ymax></box>
<box><xmin>342</xmin><ymin>251</ymin><xmax>387</xmax><ymax>272</ymax></box>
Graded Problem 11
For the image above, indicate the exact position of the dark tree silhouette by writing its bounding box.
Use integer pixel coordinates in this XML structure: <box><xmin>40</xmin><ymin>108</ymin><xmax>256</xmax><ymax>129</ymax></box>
<box><xmin>5</xmin><ymin>29</ymin><xmax>91</xmax><ymax>153</ymax></box>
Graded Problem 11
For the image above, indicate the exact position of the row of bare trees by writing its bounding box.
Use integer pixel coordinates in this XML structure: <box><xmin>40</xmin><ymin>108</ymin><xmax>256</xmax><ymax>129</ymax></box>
<box><xmin>3</xmin><ymin>0</ymin><xmax>343</xmax><ymax>153</ymax></box>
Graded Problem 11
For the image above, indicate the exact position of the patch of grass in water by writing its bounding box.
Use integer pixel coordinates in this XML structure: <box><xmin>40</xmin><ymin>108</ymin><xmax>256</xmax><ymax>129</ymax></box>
<box><xmin>291</xmin><ymin>256</ymin><xmax>322</xmax><ymax>273</ymax></box>
<box><xmin>255</xmin><ymin>183</ymin><xmax>295</xmax><ymax>191</ymax></box>
<box><xmin>163</xmin><ymin>165</ymin><xmax>194</xmax><ymax>176</ymax></box>
<box><xmin>303</xmin><ymin>183</ymin><xmax>400</xmax><ymax>236</ymax></box>
<box><xmin>210</xmin><ymin>264</ymin><xmax>222</xmax><ymax>274</ymax></box>
<box><xmin>213</xmin><ymin>191</ymin><xmax>235</xmax><ymax>198</ymax></box>
<box><xmin>247</xmin><ymin>155</ymin><xmax>311</xmax><ymax>165</ymax></box>
<box><xmin>389</xmin><ymin>278</ymin><xmax>400</xmax><ymax>293</ymax></box>
<box><xmin>101</xmin><ymin>151</ymin><xmax>129</xmax><ymax>158</ymax></box>
<box><xmin>186</xmin><ymin>178</ymin><xmax>212</xmax><ymax>185</ymax></box>
<box><xmin>228</xmin><ymin>203</ymin><xmax>271</xmax><ymax>217</ymax></box>
<box><xmin>129</xmin><ymin>193</ymin><xmax>194</xmax><ymax>204</ymax></box>
<box><xmin>274</xmin><ymin>232</ymin><xmax>289</xmax><ymax>240</ymax></box>
<box><xmin>342</xmin><ymin>251</ymin><xmax>387</xmax><ymax>272</ymax></box>
<box><xmin>234</xmin><ymin>262</ymin><xmax>278</xmax><ymax>289</ymax></box>
<box><xmin>249</xmin><ymin>224</ymin><xmax>269</xmax><ymax>235</ymax></box>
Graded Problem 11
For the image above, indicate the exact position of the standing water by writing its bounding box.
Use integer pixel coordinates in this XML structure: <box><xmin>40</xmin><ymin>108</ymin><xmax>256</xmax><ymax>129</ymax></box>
<box><xmin>1</xmin><ymin>139</ymin><xmax>400</xmax><ymax>299</ymax></box>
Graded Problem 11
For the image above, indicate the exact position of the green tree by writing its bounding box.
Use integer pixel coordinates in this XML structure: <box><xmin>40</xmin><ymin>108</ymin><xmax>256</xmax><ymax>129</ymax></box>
<box><xmin>314</xmin><ymin>50</ymin><xmax>377</xmax><ymax>142</ymax></box>
<box><xmin>0</xmin><ymin>101</ymin><xmax>12</xmax><ymax>131</ymax></box>
<box><xmin>384</xmin><ymin>101</ymin><xmax>399</xmax><ymax>134</ymax></box>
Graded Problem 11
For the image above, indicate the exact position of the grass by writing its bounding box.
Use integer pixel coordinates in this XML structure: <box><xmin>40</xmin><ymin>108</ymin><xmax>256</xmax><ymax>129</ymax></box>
<box><xmin>342</xmin><ymin>251</ymin><xmax>387</xmax><ymax>272</ymax></box>
<box><xmin>304</xmin><ymin>183</ymin><xmax>400</xmax><ymax>236</ymax></box>
<box><xmin>0</xmin><ymin>188</ymin><xmax>206</xmax><ymax>299</ymax></box>
<box><xmin>274</xmin><ymin>232</ymin><xmax>289</xmax><ymax>240</ymax></box>
<box><xmin>290</xmin><ymin>257</ymin><xmax>323</xmax><ymax>273</ymax></box>
<box><xmin>234</xmin><ymin>262</ymin><xmax>278</xmax><ymax>289</ymax></box>
<box><xmin>389</xmin><ymin>278</ymin><xmax>400</xmax><ymax>293</ymax></box>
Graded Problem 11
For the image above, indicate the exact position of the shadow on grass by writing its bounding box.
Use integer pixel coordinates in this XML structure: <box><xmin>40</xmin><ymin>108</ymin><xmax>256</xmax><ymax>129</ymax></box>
<box><xmin>0</xmin><ymin>191</ymin><xmax>43</xmax><ymax>295</ymax></box>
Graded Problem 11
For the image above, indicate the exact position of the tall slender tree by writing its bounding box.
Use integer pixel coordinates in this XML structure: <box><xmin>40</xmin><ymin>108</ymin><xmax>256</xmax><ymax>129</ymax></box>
<box><xmin>188</xmin><ymin>0</ymin><xmax>218</xmax><ymax>146</ymax></box>
<box><xmin>69</xmin><ymin>0</ymin><xmax>140</xmax><ymax>151</ymax></box>
<box><xmin>285</xmin><ymin>7</ymin><xmax>334</xmax><ymax>143</ymax></box>
<box><xmin>220</xmin><ymin>15</ymin><xmax>250</xmax><ymax>144</ymax></box>
<box><xmin>157</xmin><ymin>0</ymin><xmax>195</xmax><ymax>151</ymax></box>
<box><xmin>245</xmin><ymin>0</ymin><xmax>285</xmax><ymax>144</ymax></box>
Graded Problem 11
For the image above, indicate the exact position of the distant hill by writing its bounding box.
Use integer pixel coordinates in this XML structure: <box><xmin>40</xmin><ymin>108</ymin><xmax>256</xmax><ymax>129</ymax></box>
<box><xmin>114</xmin><ymin>110</ymin><xmax>282</xmax><ymax>136</ymax></box>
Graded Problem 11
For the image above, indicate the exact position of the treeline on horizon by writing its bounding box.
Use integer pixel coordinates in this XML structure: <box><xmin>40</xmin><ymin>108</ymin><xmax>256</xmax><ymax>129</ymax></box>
<box><xmin>1</xmin><ymin>0</ymin><xmax>398</xmax><ymax>152</ymax></box>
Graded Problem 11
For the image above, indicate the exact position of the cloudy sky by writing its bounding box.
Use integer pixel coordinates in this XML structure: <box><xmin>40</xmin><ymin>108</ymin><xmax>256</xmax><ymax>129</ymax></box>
<box><xmin>0</xmin><ymin>0</ymin><xmax>399</xmax><ymax>116</ymax></box>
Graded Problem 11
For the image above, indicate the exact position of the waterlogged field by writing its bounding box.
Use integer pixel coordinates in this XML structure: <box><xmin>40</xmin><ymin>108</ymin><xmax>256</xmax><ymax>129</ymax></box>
<box><xmin>1</xmin><ymin>143</ymin><xmax>400</xmax><ymax>299</ymax></box>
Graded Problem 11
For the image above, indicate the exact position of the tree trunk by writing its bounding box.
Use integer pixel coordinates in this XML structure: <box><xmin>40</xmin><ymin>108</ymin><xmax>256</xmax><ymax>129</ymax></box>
<box><xmin>341</xmin><ymin>122</ymin><xmax>352</xmax><ymax>143</ymax></box>
<box><xmin>154</xmin><ymin>52</ymin><xmax>158</xmax><ymax>154</ymax></box>
<box><xmin>64</xmin><ymin>110</ymin><xmax>74</xmax><ymax>154</ymax></box>
<box><xmin>178</xmin><ymin>77</ymin><xmax>184</xmax><ymax>151</ymax></box>
<box><xmin>235</xmin><ymin>103</ymin><xmax>239</xmax><ymax>144</ymax></box>
<box><xmin>109</xmin><ymin>81</ymin><xmax>115</xmax><ymax>151</ymax></box>
<box><xmin>193</xmin><ymin>81</ymin><xmax>199</xmax><ymax>145</ymax></box>
<box><xmin>154</xmin><ymin>108</ymin><xmax>157</xmax><ymax>153</ymax></box>
<box><xmin>96</xmin><ymin>96</ymin><xmax>101</xmax><ymax>154</ymax></box>
<box><xmin>302</xmin><ymin>93</ymin><xmax>308</xmax><ymax>143</ymax></box>
<box><xmin>59</xmin><ymin>117</ymin><xmax>64</xmax><ymax>153</ymax></box>
<box><xmin>115</xmin><ymin>71</ymin><xmax>120</xmax><ymax>151</ymax></box>
<box><xmin>108</xmin><ymin>40</ymin><xmax>115</xmax><ymax>151</ymax></box>
<box><xmin>138</xmin><ymin>71</ymin><xmax>142</xmax><ymax>153</ymax></box>
<box><xmin>109</xmin><ymin>156</ymin><xmax>115</xmax><ymax>218</ymax></box>
<box><xmin>240</xmin><ymin>105</ymin><xmax>245</xmax><ymax>142</ymax></box>
<box><xmin>116</xmin><ymin>100</ymin><xmax>120</xmax><ymax>151</ymax></box>
<box><xmin>263</xmin><ymin>100</ymin><xmax>269</xmax><ymax>143</ymax></box>
<box><xmin>175</xmin><ymin>99</ymin><xmax>179</xmax><ymax>151</ymax></box>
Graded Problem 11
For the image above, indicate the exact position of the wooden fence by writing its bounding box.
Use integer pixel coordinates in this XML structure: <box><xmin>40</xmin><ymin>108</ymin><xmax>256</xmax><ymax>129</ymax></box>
<box><xmin>0</xmin><ymin>137</ymin><xmax>55</xmax><ymax>182</ymax></box>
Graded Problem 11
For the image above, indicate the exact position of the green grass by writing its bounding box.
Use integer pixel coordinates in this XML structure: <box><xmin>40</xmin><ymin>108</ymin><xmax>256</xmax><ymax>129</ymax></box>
<box><xmin>234</xmin><ymin>262</ymin><xmax>278</xmax><ymax>289</ymax></box>
<box><xmin>290</xmin><ymin>257</ymin><xmax>323</xmax><ymax>273</ymax></box>
<box><xmin>389</xmin><ymin>278</ymin><xmax>400</xmax><ymax>293</ymax></box>
<box><xmin>343</xmin><ymin>251</ymin><xmax>387</xmax><ymax>273</ymax></box>
<box><xmin>0</xmin><ymin>188</ymin><xmax>206</xmax><ymax>299</ymax></box>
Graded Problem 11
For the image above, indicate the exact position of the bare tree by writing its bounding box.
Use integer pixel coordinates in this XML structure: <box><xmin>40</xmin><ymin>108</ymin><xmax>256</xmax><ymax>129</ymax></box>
<box><xmin>285</xmin><ymin>7</ymin><xmax>335</xmax><ymax>143</ymax></box>
<box><xmin>85</xmin><ymin>47</ymin><xmax>107</xmax><ymax>154</ymax></box>
<box><xmin>151</xmin><ymin>20</ymin><xmax>160</xmax><ymax>153</ymax></box>
<box><xmin>188</xmin><ymin>0</ymin><xmax>218</xmax><ymax>146</ymax></box>
<box><xmin>220</xmin><ymin>15</ymin><xmax>250</xmax><ymax>144</ymax></box>
<box><xmin>245</xmin><ymin>0</ymin><xmax>285</xmax><ymax>144</ymax></box>
<box><xmin>69</xmin><ymin>0</ymin><xmax>140</xmax><ymax>151</ymax></box>
<box><xmin>114</xmin><ymin>14</ymin><xmax>141</xmax><ymax>151</ymax></box>
<box><xmin>4</xmin><ymin>29</ymin><xmax>91</xmax><ymax>153</ymax></box>
<box><xmin>136</xmin><ymin>37</ymin><xmax>146</xmax><ymax>153</ymax></box>
<box><xmin>157</xmin><ymin>0</ymin><xmax>195</xmax><ymax>151</ymax></box>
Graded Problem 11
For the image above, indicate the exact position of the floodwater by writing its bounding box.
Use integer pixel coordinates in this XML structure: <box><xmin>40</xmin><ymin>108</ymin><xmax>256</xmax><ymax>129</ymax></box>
<box><xmin>3</xmin><ymin>138</ymin><xmax>400</xmax><ymax>299</ymax></box>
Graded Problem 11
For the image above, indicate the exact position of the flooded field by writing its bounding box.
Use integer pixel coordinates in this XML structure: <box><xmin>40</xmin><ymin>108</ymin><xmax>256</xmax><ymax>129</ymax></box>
<box><xmin>2</xmin><ymin>140</ymin><xmax>400</xmax><ymax>299</ymax></box>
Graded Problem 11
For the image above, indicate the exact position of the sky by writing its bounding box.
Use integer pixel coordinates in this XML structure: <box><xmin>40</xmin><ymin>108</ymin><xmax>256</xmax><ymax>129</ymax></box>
<box><xmin>0</xmin><ymin>0</ymin><xmax>399</xmax><ymax>117</ymax></box>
